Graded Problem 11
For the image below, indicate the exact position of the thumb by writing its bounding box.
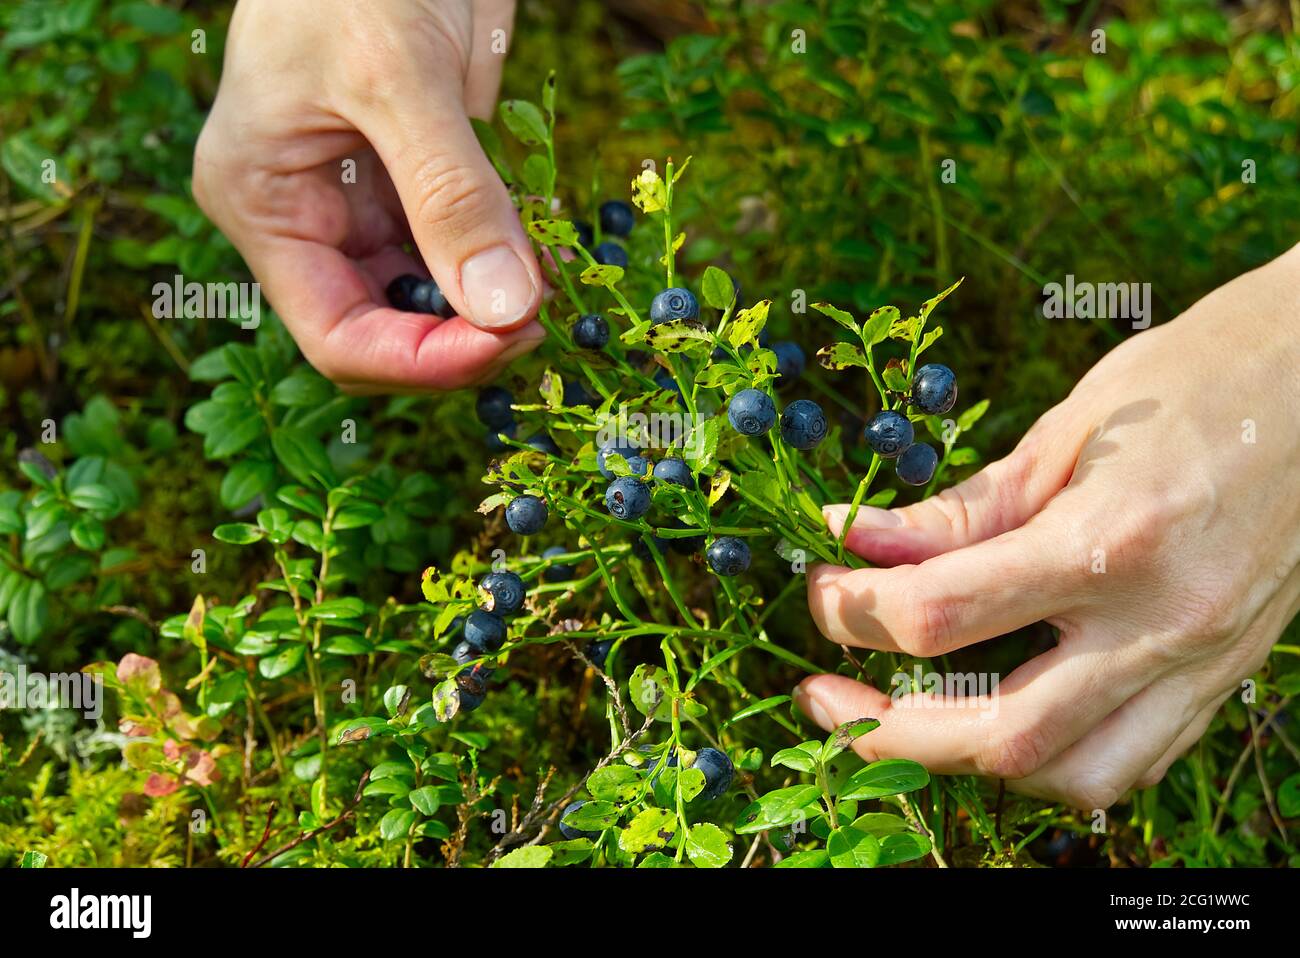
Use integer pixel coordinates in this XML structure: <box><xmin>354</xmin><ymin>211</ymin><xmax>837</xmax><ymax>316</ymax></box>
<box><xmin>349</xmin><ymin>65</ymin><xmax>541</xmax><ymax>332</ymax></box>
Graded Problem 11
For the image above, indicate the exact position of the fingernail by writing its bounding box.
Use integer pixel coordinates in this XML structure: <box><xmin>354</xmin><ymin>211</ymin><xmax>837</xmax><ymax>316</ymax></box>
<box><xmin>460</xmin><ymin>245</ymin><xmax>538</xmax><ymax>329</ymax></box>
<box><xmin>793</xmin><ymin>686</ymin><xmax>833</xmax><ymax>729</ymax></box>
<box><xmin>822</xmin><ymin>504</ymin><xmax>902</xmax><ymax>535</ymax></box>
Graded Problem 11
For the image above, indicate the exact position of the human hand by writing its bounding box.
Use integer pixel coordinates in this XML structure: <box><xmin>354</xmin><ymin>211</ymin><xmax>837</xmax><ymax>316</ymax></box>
<box><xmin>193</xmin><ymin>0</ymin><xmax>544</xmax><ymax>393</ymax></box>
<box><xmin>798</xmin><ymin>243</ymin><xmax>1300</xmax><ymax>810</ymax></box>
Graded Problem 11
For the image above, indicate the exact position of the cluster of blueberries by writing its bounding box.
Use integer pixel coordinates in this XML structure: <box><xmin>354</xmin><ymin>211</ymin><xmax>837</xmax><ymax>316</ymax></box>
<box><xmin>862</xmin><ymin>363</ymin><xmax>958</xmax><ymax>486</ymax></box>
<box><xmin>558</xmin><ymin>745</ymin><xmax>736</xmax><ymax>839</ymax></box>
<box><xmin>575</xmin><ymin>199</ymin><xmax>636</xmax><ymax>269</ymax></box>
<box><xmin>384</xmin><ymin>274</ymin><xmax>455</xmax><ymax>318</ymax></box>
<box><xmin>448</xmin><ymin>570</ymin><xmax>527</xmax><ymax>712</ymax></box>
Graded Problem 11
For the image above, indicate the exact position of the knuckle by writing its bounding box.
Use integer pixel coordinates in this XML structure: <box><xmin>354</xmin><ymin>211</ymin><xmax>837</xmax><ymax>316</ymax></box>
<box><xmin>1059</xmin><ymin>775</ymin><xmax>1122</xmax><ymax>812</ymax></box>
<box><xmin>411</xmin><ymin>155</ymin><xmax>490</xmax><ymax>238</ymax></box>
<box><xmin>976</xmin><ymin>724</ymin><xmax>1052</xmax><ymax>781</ymax></box>
<box><xmin>895</xmin><ymin>589</ymin><xmax>951</xmax><ymax>657</ymax></box>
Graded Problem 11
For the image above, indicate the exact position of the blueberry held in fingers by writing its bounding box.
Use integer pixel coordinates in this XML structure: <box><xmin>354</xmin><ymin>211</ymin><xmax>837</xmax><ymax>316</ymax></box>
<box><xmin>910</xmin><ymin>363</ymin><xmax>957</xmax><ymax>415</ymax></box>
<box><xmin>896</xmin><ymin>441</ymin><xmax>938</xmax><ymax>486</ymax></box>
<box><xmin>410</xmin><ymin>278</ymin><xmax>454</xmax><ymax>318</ymax></box>
<box><xmin>385</xmin><ymin>273</ymin><xmax>420</xmax><ymax>311</ymax></box>
<box><xmin>864</xmin><ymin>409</ymin><xmax>914</xmax><ymax>458</ymax></box>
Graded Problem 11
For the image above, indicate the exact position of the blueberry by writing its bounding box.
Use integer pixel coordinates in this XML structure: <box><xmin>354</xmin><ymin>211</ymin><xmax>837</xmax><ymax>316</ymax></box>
<box><xmin>451</xmin><ymin>640</ymin><xmax>485</xmax><ymax>667</ymax></box>
<box><xmin>780</xmin><ymin>399</ymin><xmax>827</xmax><ymax>451</ymax></box>
<box><xmin>463</xmin><ymin>609</ymin><xmax>507</xmax><ymax>653</ymax></box>
<box><xmin>542</xmin><ymin>546</ymin><xmax>576</xmax><ymax>582</ymax></box>
<box><xmin>653</xmin><ymin>457</ymin><xmax>694</xmax><ymax>489</ymax></box>
<box><xmin>691</xmin><ymin>747</ymin><xmax>734</xmax><ymax>800</ymax></box>
<box><xmin>597</xmin><ymin>440</ymin><xmax>642</xmax><ymax>479</ymax></box>
<box><xmin>586</xmin><ymin>639</ymin><xmax>614</xmax><ymax>669</ymax></box>
<box><xmin>727</xmin><ymin>388</ymin><xmax>776</xmax><ymax>436</ymax></box>
<box><xmin>457</xmin><ymin>661</ymin><xmax>494</xmax><ymax>695</ymax></box>
<box><xmin>772</xmin><ymin>341</ymin><xmax>806</xmax><ymax>383</ymax></box>
<box><xmin>644</xmin><ymin>750</ymin><xmax>679</xmax><ymax>781</ymax></box>
<box><xmin>485</xmin><ymin>422</ymin><xmax>517</xmax><ymax>453</ymax></box>
<box><xmin>572</xmin><ymin>313</ymin><xmax>609</xmax><ymax>350</ymax></box>
<box><xmin>385</xmin><ymin>274</ymin><xmax>420</xmax><ymax>311</ymax></box>
<box><xmin>573</xmin><ymin>220</ymin><xmax>594</xmax><ymax>249</ymax></box>
<box><xmin>594</xmin><ymin>242</ymin><xmax>628</xmax><ymax>268</ymax></box>
<box><xmin>625</xmin><ymin>455</ymin><xmax>651</xmax><ymax>476</ymax></box>
<box><xmin>599</xmin><ymin>200</ymin><xmax>635</xmax><ymax>238</ymax></box>
<box><xmin>559</xmin><ymin>800</ymin><xmax>600</xmax><ymax>840</ymax></box>
<box><xmin>505</xmin><ymin>495</ymin><xmax>548</xmax><ymax>535</ymax></box>
<box><xmin>896</xmin><ymin>442</ymin><xmax>938</xmax><ymax>486</ymax></box>
<box><xmin>562</xmin><ymin>381</ymin><xmax>597</xmax><ymax>408</ymax></box>
<box><xmin>910</xmin><ymin>363</ymin><xmax>957</xmax><ymax>415</ymax></box>
<box><xmin>527</xmin><ymin>432</ymin><xmax>561</xmax><ymax>456</ymax></box>
<box><xmin>476</xmin><ymin>387</ymin><xmax>515</xmax><ymax>430</ymax></box>
<box><xmin>649</xmin><ymin>287</ymin><xmax>700</xmax><ymax>325</ymax></box>
<box><xmin>409</xmin><ymin>279</ymin><xmax>455</xmax><ymax>318</ymax></box>
<box><xmin>706</xmin><ymin>537</ymin><xmax>751</xmax><ymax>576</ymax></box>
<box><xmin>604</xmin><ymin>477</ymin><xmax>651</xmax><ymax>520</ymax></box>
<box><xmin>864</xmin><ymin>410</ymin><xmax>914</xmax><ymax>458</ymax></box>
<box><xmin>653</xmin><ymin>367</ymin><xmax>682</xmax><ymax>398</ymax></box>
<box><xmin>478</xmin><ymin>570</ymin><xmax>525</xmax><ymax>615</ymax></box>
<box><xmin>456</xmin><ymin>683</ymin><xmax>487</xmax><ymax>713</ymax></box>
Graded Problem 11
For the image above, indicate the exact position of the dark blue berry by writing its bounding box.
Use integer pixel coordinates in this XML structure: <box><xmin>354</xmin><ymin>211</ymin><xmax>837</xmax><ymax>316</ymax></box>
<box><xmin>572</xmin><ymin>314</ymin><xmax>609</xmax><ymax>350</ymax></box>
<box><xmin>728</xmin><ymin>388</ymin><xmax>776</xmax><ymax>436</ymax></box>
<box><xmin>594</xmin><ymin>242</ymin><xmax>627</xmax><ymax>268</ymax></box>
<box><xmin>597</xmin><ymin>440</ymin><xmax>642</xmax><ymax>479</ymax></box>
<box><xmin>505</xmin><ymin>495</ymin><xmax>548</xmax><ymax>535</ymax></box>
<box><xmin>559</xmin><ymin>800</ymin><xmax>600</xmax><ymax>840</ymax></box>
<box><xmin>573</xmin><ymin>220</ymin><xmax>594</xmax><ymax>249</ymax></box>
<box><xmin>896</xmin><ymin>442</ymin><xmax>938</xmax><ymax>486</ymax></box>
<box><xmin>625</xmin><ymin>455</ymin><xmax>651</xmax><ymax>476</ymax></box>
<box><xmin>780</xmin><ymin>399</ymin><xmax>827</xmax><ymax>450</ymax></box>
<box><xmin>652</xmin><ymin>458</ymin><xmax>694</xmax><ymax>489</ymax></box>
<box><xmin>527</xmin><ymin>432</ymin><xmax>560</xmax><ymax>456</ymax></box>
<box><xmin>452</xmin><ymin>640</ymin><xmax>491</xmax><ymax>672</ymax></box>
<box><xmin>599</xmin><ymin>200</ymin><xmax>635</xmax><ymax>238</ymax></box>
<box><xmin>456</xmin><ymin>683</ymin><xmax>486</xmax><ymax>713</ymax></box>
<box><xmin>586</xmin><ymin>639</ymin><xmax>614</xmax><ymax>669</ymax></box>
<box><xmin>649</xmin><ymin>287</ymin><xmax>700</xmax><ymax>325</ymax></box>
<box><xmin>476</xmin><ymin>387</ymin><xmax>515</xmax><ymax>430</ymax></box>
<box><xmin>478</xmin><ymin>570</ymin><xmax>525</xmax><ymax>615</ymax></box>
<box><xmin>605</xmin><ymin>477</ymin><xmax>651</xmax><ymax>520</ymax></box>
<box><xmin>385</xmin><ymin>274</ymin><xmax>420</xmax><ymax>311</ymax></box>
<box><xmin>542</xmin><ymin>546</ymin><xmax>575</xmax><ymax>582</ymax></box>
<box><xmin>463</xmin><ymin>609</ymin><xmax>507</xmax><ymax>653</ymax></box>
<box><xmin>409</xmin><ymin>279</ymin><xmax>454</xmax><ymax>318</ymax></box>
<box><xmin>864</xmin><ymin>410</ymin><xmax>914</xmax><ymax>458</ymax></box>
<box><xmin>911</xmin><ymin>363</ymin><xmax>957</xmax><ymax>415</ymax></box>
<box><xmin>485</xmin><ymin>422</ymin><xmax>517</xmax><ymax>453</ymax></box>
<box><xmin>562</xmin><ymin>381</ymin><xmax>597</xmax><ymax>408</ymax></box>
<box><xmin>707</xmin><ymin>537</ymin><xmax>751</xmax><ymax>576</ymax></box>
<box><xmin>691</xmin><ymin>747</ymin><xmax>734</xmax><ymax>800</ymax></box>
<box><xmin>653</xmin><ymin>367</ymin><xmax>682</xmax><ymax>398</ymax></box>
<box><xmin>772</xmin><ymin>341</ymin><xmax>806</xmax><ymax>383</ymax></box>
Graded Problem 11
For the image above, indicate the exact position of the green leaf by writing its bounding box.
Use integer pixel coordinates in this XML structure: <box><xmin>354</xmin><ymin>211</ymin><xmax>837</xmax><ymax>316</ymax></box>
<box><xmin>498</xmin><ymin>100</ymin><xmax>548</xmax><ymax>147</ymax></box>
<box><xmin>1278</xmin><ymin>773</ymin><xmax>1300</xmax><ymax>818</ymax></box>
<box><xmin>726</xmin><ymin>299</ymin><xmax>771</xmax><ymax>349</ymax></box>
<box><xmin>258</xmin><ymin>643</ymin><xmax>306</xmax><ymax>680</ymax></box>
<box><xmin>816</xmin><ymin>342</ymin><xmax>868</xmax><ymax>370</ymax></box>
<box><xmin>0</xmin><ymin>569</ymin><xmax>23</xmax><ymax>616</ymax></box>
<box><xmin>734</xmin><ymin>785</ymin><xmax>821</xmax><ymax>834</ymax></box>
<box><xmin>220</xmin><ymin>459</ymin><xmax>274</xmax><ymax>510</ymax></box>
<box><xmin>864</xmin><ymin>306</ymin><xmax>899</xmax><ymax>346</ymax></box>
<box><xmin>526</xmin><ymin>219</ymin><xmax>579</xmax><ymax>247</ymax></box>
<box><xmin>587</xmin><ymin>766</ymin><xmax>644</xmax><ymax>803</ymax></box>
<box><xmin>19</xmin><ymin>850</ymin><xmax>48</xmax><ymax>868</ymax></box>
<box><xmin>878</xmin><ymin>831</ymin><xmax>932</xmax><ymax>866</ymax></box>
<box><xmin>619</xmin><ymin>807</ymin><xmax>677</xmax><ymax>854</ymax></box>
<box><xmin>724</xmin><ymin>694</ymin><xmax>791</xmax><ymax>728</ymax></box>
<box><xmin>822</xmin><ymin>717</ymin><xmax>880</xmax><ymax>763</ymax></box>
<box><xmin>919</xmin><ymin>277</ymin><xmax>964</xmax><ymax>321</ymax></box>
<box><xmin>493</xmin><ymin>846</ymin><xmax>553</xmax><ymax>868</ymax></box>
<box><xmin>701</xmin><ymin>266</ymin><xmax>735</xmax><ymax>310</ymax></box>
<box><xmin>549</xmin><ymin>839</ymin><xmax>595</xmax><ymax>867</ymax></box>
<box><xmin>213</xmin><ymin>523</ymin><xmax>264</xmax><ymax>545</ymax></box>
<box><xmin>811</xmin><ymin>302</ymin><xmax>859</xmax><ymax>333</ymax></box>
<box><xmin>9</xmin><ymin>579</ymin><xmax>49</xmax><ymax>644</ymax></box>
<box><xmin>470</xmin><ymin>118</ymin><xmax>512</xmax><ymax>184</ymax></box>
<box><xmin>579</xmin><ymin>264</ymin><xmax>624</xmax><ymax>287</ymax></box>
<box><xmin>270</xmin><ymin>369</ymin><xmax>334</xmax><ymax>407</ymax></box>
<box><xmin>409</xmin><ymin>786</ymin><xmax>441</xmax><ymax>816</ymax></box>
<box><xmin>827</xmin><ymin>825</ymin><xmax>881</xmax><ymax>868</ymax></box>
<box><xmin>685</xmin><ymin>822</ymin><xmax>733</xmax><ymax>868</ymax></box>
<box><xmin>850</xmin><ymin>813</ymin><xmax>913</xmax><ymax>837</ymax></box>
<box><xmin>333</xmin><ymin>501</ymin><xmax>383</xmax><ymax>530</ymax></box>
<box><xmin>563</xmin><ymin>801</ymin><xmax>621</xmax><ymax>831</ymax></box>
<box><xmin>70</xmin><ymin>515</ymin><xmax>106</xmax><ymax>551</ymax></box>
<box><xmin>642</xmin><ymin>318</ymin><xmax>713</xmax><ymax>353</ymax></box>
<box><xmin>775</xmin><ymin>849</ymin><xmax>829</xmax><ymax>868</ymax></box>
<box><xmin>68</xmin><ymin>483</ymin><xmax>120</xmax><ymax>516</ymax></box>
<box><xmin>771</xmin><ymin>742</ymin><xmax>820</xmax><ymax>773</ymax></box>
<box><xmin>379</xmin><ymin>808</ymin><xmax>417</xmax><ymax>842</ymax></box>
<box><xmin>957</xmin><ymin>399</ymin><xmax>990</xmax><ymax>432</ymax></box>
<box><xmin>838</xmin><ymin>759</ymin><xmax>930</xmax><ymax>801</ymax></box>
<box><xmin>306</xmin><ymin>597</ymin><xmax>364</xmax><ymax>620</ymax></box>
<box><xmin>272</xmin><ymin>429</ymin><xmax>336</xmax><ymax>487</ymax></box>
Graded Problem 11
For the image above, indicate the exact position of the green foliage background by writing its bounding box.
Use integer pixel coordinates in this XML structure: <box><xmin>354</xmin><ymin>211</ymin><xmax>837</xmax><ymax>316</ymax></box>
<box><xmin>1</xmin><ymin>0</ymin><xmax>1297</xmax><ymax>868</ymax></box>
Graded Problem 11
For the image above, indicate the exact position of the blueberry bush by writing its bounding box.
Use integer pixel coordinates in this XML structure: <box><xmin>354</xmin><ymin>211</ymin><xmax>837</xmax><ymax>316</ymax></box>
<box><xmin>2</xmin><ymin>0</ymin><xmax>1297</xmax><ymax>869</ymax></box>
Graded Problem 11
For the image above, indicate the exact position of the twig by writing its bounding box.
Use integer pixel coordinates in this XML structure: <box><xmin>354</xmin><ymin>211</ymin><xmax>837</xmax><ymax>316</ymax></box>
<box><xmin>245</xmin><ymin>771</ymin><xmax>370</xmax><ymax>868</ymax></box>
<box><xmin>1247</xmin><ymin>708</ymin><xmax>1288</xmax><ymax>842</ymax></box>
<box><xmin>240</xmin><ymin>802</ymin><xmax>279</xmax><ymax>868</ymax></box>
